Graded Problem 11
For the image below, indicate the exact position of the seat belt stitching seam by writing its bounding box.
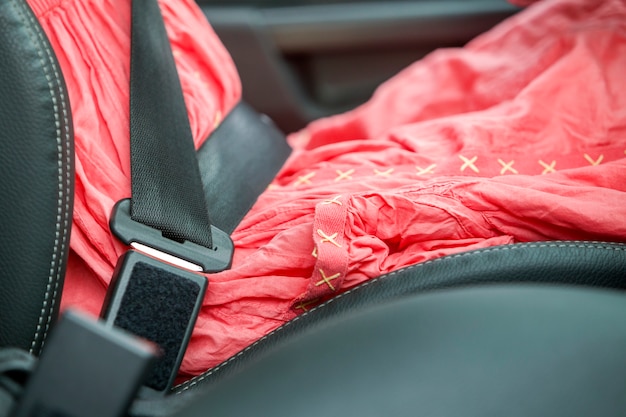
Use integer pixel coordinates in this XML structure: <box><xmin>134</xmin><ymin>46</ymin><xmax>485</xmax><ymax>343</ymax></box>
<box><xmin>176</xmin><ymin>241</ymin><xmax>626</xmax><ymax>393</ymax></box>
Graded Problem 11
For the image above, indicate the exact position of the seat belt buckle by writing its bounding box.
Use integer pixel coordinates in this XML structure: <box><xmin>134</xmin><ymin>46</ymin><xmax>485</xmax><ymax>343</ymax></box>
<box><xmin>105</xmin><ymin>198</ymin><xmax>232</xmax><ymax>392</ymax></box>
<box><xmin>100</xmin><ymin>250</ymin><xmax>208</xmax><ymax>393</ymax></box>
<box><xmin>109</xmin><ymin>198</ymin><xmax>233</xmax><ymax>273</ymax></box>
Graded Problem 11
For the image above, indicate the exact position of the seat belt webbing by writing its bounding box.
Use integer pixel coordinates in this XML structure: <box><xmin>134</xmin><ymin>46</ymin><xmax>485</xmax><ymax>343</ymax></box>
<box><xmin>129</xmin><ymin>0</ymin><xmax>213</xmax><ymax>249</ymax></box>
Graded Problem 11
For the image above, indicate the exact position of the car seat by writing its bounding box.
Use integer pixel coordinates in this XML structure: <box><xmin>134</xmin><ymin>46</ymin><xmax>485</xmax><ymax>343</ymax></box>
<box><xmin>1</xmin><ymin>1</ymin><xmax>626</xmax><ymax>416</ymax></box>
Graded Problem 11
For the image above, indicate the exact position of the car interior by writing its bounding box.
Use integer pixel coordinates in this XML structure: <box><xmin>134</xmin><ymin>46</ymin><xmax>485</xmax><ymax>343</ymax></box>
<box><xmin>1</xmin><ymin>0</ymin><xmax>626</xmax><ymax>416</ymax></box>
<box><xmin>198</xmin><ymin>0</ymin><xmax>519</xmax><ymax>132</ymax></box>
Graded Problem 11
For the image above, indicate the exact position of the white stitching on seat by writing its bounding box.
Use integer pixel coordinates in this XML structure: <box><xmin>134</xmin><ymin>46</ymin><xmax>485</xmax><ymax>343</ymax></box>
<box><xmin>175</xmin><ymin>240</ymin><xmax>626</xmax><ymax>393</ymax></box>
<box><xmin>28</xmin><ymin>6</ymin><xmax>72</xmax><ymax>353</ymax></box>
<box><xmin>11</xmin><ymin>0</ymin><xmax>71</xmax><ymax>354</ymax></box>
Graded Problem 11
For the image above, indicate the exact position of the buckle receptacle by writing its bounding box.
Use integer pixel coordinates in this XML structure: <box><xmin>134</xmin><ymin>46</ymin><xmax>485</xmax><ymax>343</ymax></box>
<box><xmin>109</xmin><ymin>199</ymin><xmax>233</xmax><ymax>273</ymax></box>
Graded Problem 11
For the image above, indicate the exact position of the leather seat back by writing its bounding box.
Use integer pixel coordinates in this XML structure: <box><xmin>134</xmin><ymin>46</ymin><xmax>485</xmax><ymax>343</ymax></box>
<box><xmin>174</xmin><ymin>285</ymin><xmax>626</xmax><ymax>417</ymax></box>
<box><xmin>0</xmin><ymin>0</ymin><xmax>74</xmax><ymax>355</ymax></box>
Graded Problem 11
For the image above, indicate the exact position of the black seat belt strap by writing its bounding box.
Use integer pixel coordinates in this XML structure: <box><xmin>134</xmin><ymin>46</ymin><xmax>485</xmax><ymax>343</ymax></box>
<box><xmin>129</xmin><ymin>0</ymin><xmax>212</xmax><ymax>249</ymax></box>
<box><xmin>111</xmin><ymin>0</ymin><xmax>235</xmax><ymax>273</ymax></box>
<box><xmin>197</xmin><ymin>102</ymin><xmax>292</xmax><ymax>234</ymax></box>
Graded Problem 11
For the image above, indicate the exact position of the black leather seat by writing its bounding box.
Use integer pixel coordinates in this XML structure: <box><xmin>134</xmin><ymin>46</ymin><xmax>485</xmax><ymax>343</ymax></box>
<box><xmin>0</xmin><ymin>0</ymin><xmax>74</xmax><ymax>356</ymax></box>
<box><xmin>1</xmin><ymin>2</ymin><xmax>626</xmax><ymax>417</ymax></box>
<box><xmin>173</xmin><ymin>285</ymin><xmax>626</xmax><ymax>417</ymax></box>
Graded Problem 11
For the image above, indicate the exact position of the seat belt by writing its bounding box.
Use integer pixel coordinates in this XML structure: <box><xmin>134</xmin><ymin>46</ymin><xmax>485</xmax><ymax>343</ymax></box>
<box><xmin>127</xmin><ymin>0</ymin><xmax>214</xmax><ymax>250</ymax></box>
<box><xmin>103</xmin><ymin>0</ymin><xmax>290</xmax><ymax>392</ymax></box>
<box><xmin>109</xmin><ymin>0</ymin><xmax>290</xmax><ymax>271</ymax></box>
<box><xmin>110</xmin><ymin>0</ymin><xmax>228</xmax><ymax>272</ymax></box>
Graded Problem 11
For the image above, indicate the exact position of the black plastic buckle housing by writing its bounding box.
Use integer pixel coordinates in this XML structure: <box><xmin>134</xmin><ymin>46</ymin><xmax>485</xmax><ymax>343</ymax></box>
<box><xmin>11</xmin><ymin>310</ymin><xmax>156</xmax><ymax>417</ymax></box>
<box><xmin>101</xmin><ymin>250</ymin><xmax>207</xmax><ymax>392</ymax></box>
<box><xmin>110</xmin><ymin>199</ymin><xmax>233</xmax><ymax>273</ymax></box>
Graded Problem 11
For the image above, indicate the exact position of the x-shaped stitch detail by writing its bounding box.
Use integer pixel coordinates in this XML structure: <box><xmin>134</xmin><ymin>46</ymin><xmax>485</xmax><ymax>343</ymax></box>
<box><xmin>497</xmin><ymin>158</ymin><xmax>518</xmax><ymax>175</ymax></box>
<box><xmin>317</xmin><ymin>229</ymin><xmax>342</xmax><ymax>247</ymax></box>
<box><xmin>315</xmin><ymin>269</ymin><xmax>341</xmax><ymax>291</ymax></box>
<box><xmin>416</xmin><ymin>164</ymin><xmax>436</xmax><ymax>176</ymax></box>
<box><xmin>459</xmin><ymin>155</ymin><xmax>479</xmax><ymax>173</ymax></box>
<box><xmin>584</xmin><ymin>153</ymin><xmax>604</xmax><ymax>166</ymax></box>
<box><xmin>538</xmin><ymin>160</ymin><xmax>556</xmax><ymax>174</ymax></box>
<box><xmin>213</xmin><ymin>110</ymin><xmax>222</xmax><ymax>129</ymax></box>
<box><xmin>335</xmin><ymin>169</ymin><xmax>355</xmax><ymax>181</ymax></box>
<box><xmin>374</xmin><ymin>168</ymin><xmax>394</xmax><ymax>177</ymax></box>
<box><xmin>294</xmin><ymin>172</ymin><xmax>315</xmax><ymax>187</ymax></box>
<box><xmin>312</xmin><ymin>246</ymin><xmax>318</xmax><ymax>258</ymax></box>
<box><xmin>321</xmin><ymin>196</ymin><xmax>343</xmax><ymax>206</ymax></box>
<box><xmin>294</xmin><ymin>298</ymin><xmax>320</xmax><ymax>312</ymax></box>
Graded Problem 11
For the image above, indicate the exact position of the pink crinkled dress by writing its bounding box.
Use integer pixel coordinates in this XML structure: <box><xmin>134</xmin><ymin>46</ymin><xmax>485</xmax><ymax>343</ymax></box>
<box><xmin>29</xmin><ymin>0</ymin><xmax>626</xmax><ymax>379</ymax></box>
